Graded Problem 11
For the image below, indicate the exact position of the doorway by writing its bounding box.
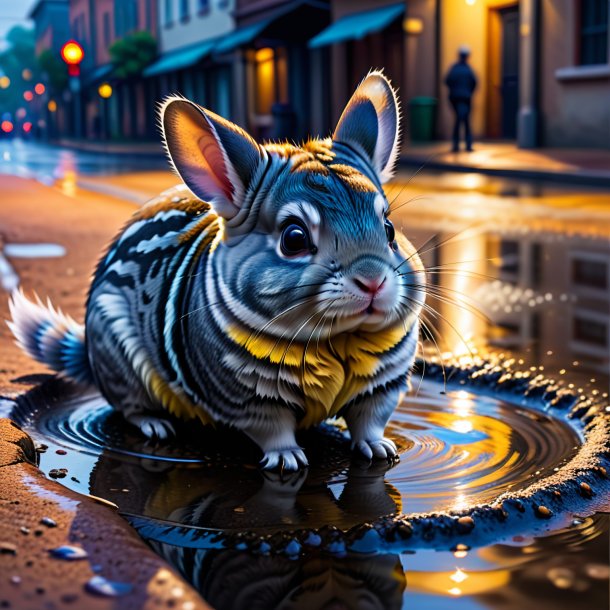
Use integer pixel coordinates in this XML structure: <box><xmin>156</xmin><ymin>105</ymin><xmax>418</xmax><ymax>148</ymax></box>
<box><xmin>499</xmin><ymin>6</ymin><xmax>519</xmax><ymax>138</ymax></box>
<box><xmin>486</xmin><ymin>4</ymin><xmax>520</xmax><ymax>139</ymax></box>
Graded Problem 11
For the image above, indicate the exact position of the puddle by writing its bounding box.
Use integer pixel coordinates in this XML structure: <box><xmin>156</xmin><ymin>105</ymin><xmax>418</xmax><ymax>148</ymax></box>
<box><xmin>4</xmin><ymin>243</ymin><xmax>66</xmax><ymax>258</ymax></box>
<box><xmin>5</xmin><ymin>359</ymin><xmax>609</xmax><ymax>608</ymax></box>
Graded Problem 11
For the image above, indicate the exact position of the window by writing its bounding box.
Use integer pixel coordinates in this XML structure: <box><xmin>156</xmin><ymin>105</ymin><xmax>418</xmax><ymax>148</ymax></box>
<box><xmin>180</xmin><ymin>0</ymin><xmax>190</xmax><ymax>22</ymax></box>
<box><xmin>572</xmin><ymin>258</ymin><xmax>608</xmax><ymax>289</ymax></box>
<box><xmin>579</xmin><ymin>0</ymin><xmax>609</xmax><ymax>65</ymax></box>
<box><xmin>198</xmin><ymin>0</ymin><xmax>209</xmax><ymax>13</ymax></box>
<box><xmin>499</xmin><ymin>240</ymin><xmax>519</xmax><ymax>275</ymax></box>
<box><xmin>165</xmin><ymin>0</ymin><xmax>174</xmax><ymax>26</ymax></box>
<box><xmin>103</xmin><ymin>12</ymin><xmax>112</xmax><ymax>46</ymax></box>
<box><xmin>573</xmin><ymin>316</ymin><xmax>608</xmax><ymax>347</ymax></box>
<box><xmin>115</xmin><ymin>0</ymin><xmax>138</xmax><ymax>36</ymax></box>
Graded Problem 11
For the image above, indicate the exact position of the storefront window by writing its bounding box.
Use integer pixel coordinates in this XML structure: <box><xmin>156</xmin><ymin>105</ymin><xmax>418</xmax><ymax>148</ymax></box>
<box><xmin>253</xmin><ymin>47</ymin><xmax>288</xmax><ymax>115</ymax></box>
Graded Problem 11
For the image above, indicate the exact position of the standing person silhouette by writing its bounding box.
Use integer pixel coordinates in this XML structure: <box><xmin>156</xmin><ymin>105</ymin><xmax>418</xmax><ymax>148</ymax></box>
<box><xmin>445</xmin><ymin>46</ymin><xmax>477</xmax><ymax>152</ymax></box>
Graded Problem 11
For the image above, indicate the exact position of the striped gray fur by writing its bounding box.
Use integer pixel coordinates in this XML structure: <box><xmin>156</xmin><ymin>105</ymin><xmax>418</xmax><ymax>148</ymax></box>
<box><xmin>9</xmin><ymin>71</ymin><xmax>426</xmax><ymax>470</ymax></box>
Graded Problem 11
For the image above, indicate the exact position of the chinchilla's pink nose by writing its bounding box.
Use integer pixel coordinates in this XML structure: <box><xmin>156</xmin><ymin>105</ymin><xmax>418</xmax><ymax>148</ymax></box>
<box><xmin>353</xmin><ymin>274</ymin><xmax>386</xmax><ymax>295</ymax></box>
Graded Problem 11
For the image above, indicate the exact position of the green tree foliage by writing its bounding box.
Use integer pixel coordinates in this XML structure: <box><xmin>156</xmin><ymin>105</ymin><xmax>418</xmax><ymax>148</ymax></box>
<box><xmin>109</xmin><ymin>31</ymin><xmax>157</xmax><ymax>80</ymax></box>
<box><xmin>38</xmin><ymin>49</ymin><xmax>68</xmax><ymax>92</ymax></box>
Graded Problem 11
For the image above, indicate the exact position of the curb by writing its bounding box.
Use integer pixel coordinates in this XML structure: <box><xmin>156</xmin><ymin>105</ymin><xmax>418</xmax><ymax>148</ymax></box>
<box><xmin>0</xmin><ymin>417</ymin><xmax>211</xmax><ymax>610</ymax></box>
<box><xmin>399</xmin><ymin>155</ymin><xmax>610</xmax><ymax>187</ymax></box>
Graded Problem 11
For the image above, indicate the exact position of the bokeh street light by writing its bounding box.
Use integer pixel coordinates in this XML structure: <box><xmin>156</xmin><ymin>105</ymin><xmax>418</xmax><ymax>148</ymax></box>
<box><xmin>23</xmin><ymin>91</ymin><xmax>34</xmax><ymax>102</ymax></box>
<box><xmin>98</xmin><ymin>83</ymin><xmax>113</xmax><ymax>99</ymax></box>
<box><xmin>47</xmin><ymin>100</ymin><xmax>57</xmax><ymax>112</ymax></box>
<box><xmin>60</xmin><ymin>40</ymin><xmax>84</xmax><ymax>76</ymax></box>
<box><xmin>21</xmin><ymin>69</ymin><xmax>32</xmax><ymax>81</ymax></box>
<box><xmin>35</xmin><ymin>83</ymin><xmax>46</xmax><ymax>95</ymax></box>
<box><xmin>0</xmin><ymin>76</ymin><xmax>10</xmax><ymax>89</ymax></box>
<box><xmin>1</xmin><ymin>121</ymin><xmax>14</xmax><ymax>133</ymax></box>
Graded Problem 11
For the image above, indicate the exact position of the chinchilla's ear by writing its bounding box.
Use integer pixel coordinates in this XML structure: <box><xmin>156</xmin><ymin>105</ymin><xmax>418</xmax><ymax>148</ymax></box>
<box><xmin>161</xmin><ymin>97</ymin><xmax>266</xmax><ymax>219</ymax></box>
<box><xmin>333</xmin><ymin>70</ymin><xmax>401</xmax><ymax>183</ymax></box>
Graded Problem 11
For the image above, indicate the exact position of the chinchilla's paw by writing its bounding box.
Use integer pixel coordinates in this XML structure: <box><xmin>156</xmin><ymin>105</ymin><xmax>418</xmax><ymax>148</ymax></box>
<box><xmin>352</xmin><ymin>437</ymin><xmax>398</xmax><ymax>461</ymax></box>
<box><xmin>128</xmin><ymin>414</ymin><xmax>176</xmax><ymax>441</ymax></box>
<box><xmin>260</xmin><ymin>447</ymin><xmax>309</xmax><ymax>472</ymax></box>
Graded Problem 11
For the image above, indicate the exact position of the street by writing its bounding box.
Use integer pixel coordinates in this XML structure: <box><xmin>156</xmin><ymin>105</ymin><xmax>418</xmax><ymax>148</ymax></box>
<box><xmin>1</xmin><ymin>139</ymin><xmax>609</xmax><ymax>398</ymax></box>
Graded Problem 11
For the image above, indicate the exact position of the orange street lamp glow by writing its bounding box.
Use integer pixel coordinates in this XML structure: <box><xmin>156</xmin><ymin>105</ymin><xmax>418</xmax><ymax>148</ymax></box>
<box><xmin>98</xmin><ymin>82</ymin><xmax>113</xmax><ymax>99</ymax></box>
<box><xmin>0</xmin><ymin>76</ymin><xmax>9</xmax><ymax>89</ymax></box>
<box><xmin>23</xmin><ymin>91</ymin><xmax>34</xmax><ymax>102</ymax></box>
<box><xmin>48</xmin><ymin>100</ymin><xmax>57</xmax><ymax>112</ymax></box>
<box><xmin>1</xmin><ymin>120</ymin><xmax>14</xmax><ymax>133</ymax></box>
<box><xmin>35</xmin><ymin>83</ymin><xmax>46</xmax><ymax>95</ymax></box>
<box><xmin>61</xmin><ymin>40</ymin><xmax>84</xmax><ymax>76</ymax></box>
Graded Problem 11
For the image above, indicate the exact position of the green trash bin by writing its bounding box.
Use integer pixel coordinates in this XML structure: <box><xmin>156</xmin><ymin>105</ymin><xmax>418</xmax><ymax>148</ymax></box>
<box><xmin>408</xmin><ymin>96</ymin><xmax>437</xmax><ymax>142</ymax></box>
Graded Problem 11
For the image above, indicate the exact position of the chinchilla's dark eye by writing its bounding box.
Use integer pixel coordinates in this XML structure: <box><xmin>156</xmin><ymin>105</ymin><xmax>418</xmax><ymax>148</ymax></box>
<box><xmin>281</xmin><ymin>222</ymin><xmax>311</xmax><ymax>255</ymax></box>
<box><xmin>384</xmin><ymin>217</ymin><xmax>396</xmax><ymax>243</ymax></box>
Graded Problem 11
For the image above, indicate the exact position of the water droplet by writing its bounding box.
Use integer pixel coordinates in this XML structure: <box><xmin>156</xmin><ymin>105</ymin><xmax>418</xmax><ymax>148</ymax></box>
<box><xmin>48</xmin><ymin>546</ymin><xmax>88</xmax><ymax>560</ymax></box>
<box><xmin>85</xmin><ymin>576</ymin><xmax>132</xmax><ymax>598</ymax></box>
<box><xmin>40</xmin><ymin>517</ymin><xmax>57</xmax><ymax>528</ymax></box>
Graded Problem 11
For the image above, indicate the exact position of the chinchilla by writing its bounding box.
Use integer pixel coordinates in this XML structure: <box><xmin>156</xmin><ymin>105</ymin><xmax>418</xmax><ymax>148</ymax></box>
<box><xmin>9</xmin><ymin>70</ymin><xmax>425</xmax><ymax>471</ymax></box>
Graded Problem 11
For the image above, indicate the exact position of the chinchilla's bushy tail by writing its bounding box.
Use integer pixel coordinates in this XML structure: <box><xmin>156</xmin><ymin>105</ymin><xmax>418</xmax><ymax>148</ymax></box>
<box><xmin>8</xmin><ymin>289</ymin><xmax>93</xmax><ymax>385</ymax></box>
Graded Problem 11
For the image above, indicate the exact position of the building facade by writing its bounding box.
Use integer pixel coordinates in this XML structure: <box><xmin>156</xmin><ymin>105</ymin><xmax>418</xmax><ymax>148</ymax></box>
<box><xmin>31</xmin><ymin>0</ymin><xmax>610</xmax><ymax>149</ymax></box>
<box><xmin>314</xmin><ymin>0</ymin><xmax>610</xmax><ymax>150</ymax></box>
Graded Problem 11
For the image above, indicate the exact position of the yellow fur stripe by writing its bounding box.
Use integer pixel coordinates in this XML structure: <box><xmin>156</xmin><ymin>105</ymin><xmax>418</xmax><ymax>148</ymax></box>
<box><xmin>228</xmin><ymin>321</ymin><xmax>408</xmax><ymax>427</ymax></box>
<box><xmin>149</xmin><ymin>371</ymin><xmax>211</xmax><ymax>425</ymax></box>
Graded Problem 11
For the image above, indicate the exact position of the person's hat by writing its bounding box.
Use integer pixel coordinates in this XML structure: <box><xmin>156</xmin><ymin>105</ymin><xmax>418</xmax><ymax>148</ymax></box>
<box><xmin>458</xmin><ymin>45</ymin><xmax>471</xmax><ymax>56</ymax></box>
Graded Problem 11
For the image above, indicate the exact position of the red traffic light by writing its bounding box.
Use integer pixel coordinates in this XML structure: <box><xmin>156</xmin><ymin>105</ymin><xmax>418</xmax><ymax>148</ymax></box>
<box><xmin>61</xmin><ymin>40</ymin><xmax>84</xmax><ymax>76</ymax></box>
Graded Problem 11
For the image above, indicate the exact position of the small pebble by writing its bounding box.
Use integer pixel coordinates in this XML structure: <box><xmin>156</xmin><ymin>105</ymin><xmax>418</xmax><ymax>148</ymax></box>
<box><xmin>10</xmin><ymin>575</ymin><xmax>21</xmax><ymax>585</ymax></box>
<box><xmin>536</xmin><ymin>505</ymin><xmax>552</xmax><ymax>518</ymax></box>
<box><xmin>579</xmin><ymin>482</ymin><xmax>593</xmax><ymax>497</ymax></box>
<box><xmin>40</xmin><ymin>517</ymin><xmax>57</xmax><ymax>528</ymax></box>
<box><xmin>0</xmin><ymin>542</ymin><xmax>17</xmax><ymax>555</ymax></box>
<box><xmin>19</xmin><ymin>527</ymin><xmax>29</xmax><ymax>535</ymax></box>
<box><xmin>55</xmin><ymin>449</ymin><xmax>67</xmax><ymax>455</ymax></box>
<box><xmin>456</xmin><ymin>516</ymin><xmax>475</xmax><ymax>533</ymax></box>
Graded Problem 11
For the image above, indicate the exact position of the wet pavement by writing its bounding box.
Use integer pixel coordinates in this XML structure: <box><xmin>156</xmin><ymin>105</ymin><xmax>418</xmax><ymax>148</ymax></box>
<box><xmin>0</xmin><ymin>140</ymin><xmax>609</xmax><ymax>609</ymax></box>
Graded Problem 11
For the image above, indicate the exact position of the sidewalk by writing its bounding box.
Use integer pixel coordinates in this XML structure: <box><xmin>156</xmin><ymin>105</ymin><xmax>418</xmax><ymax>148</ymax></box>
<box><xmin>54</xmin><ymin>138</ymin><xmax>164</xmax><ymax>156</ymax></box>
<box><xmin>400</xmin><ymin>141</ymin><xmax>610</xmax><ymax>186</ymax></box>
<box><xmin>53</xmin><ymin>137</ymin><xmax>610</xmax><ymax>186</ymax></box>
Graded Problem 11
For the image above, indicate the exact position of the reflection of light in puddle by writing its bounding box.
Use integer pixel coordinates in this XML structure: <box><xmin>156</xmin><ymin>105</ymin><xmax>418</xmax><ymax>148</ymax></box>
<box><xmin>460</xmin><ymin>173</ymin><xmax>484</xmax><ymax>191</ymax></box>
<box><xmin>451</xmin><ymin>419</ymin><xmax>473</xmax><ymax>434</ymax></box>
<box><xmin>450</xmin><ymin>568</ymin><xmax>468</xmax><ymax>584</ymax></box>
<box><xmin>59</xmin><ymin>170</ymin><xmax>77</xmax><ymax>197</ymax></box>
<box><xmin>454</xmin><ymin>390</ymin><xmax>474</xmax><ymax>417</ymax></box>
